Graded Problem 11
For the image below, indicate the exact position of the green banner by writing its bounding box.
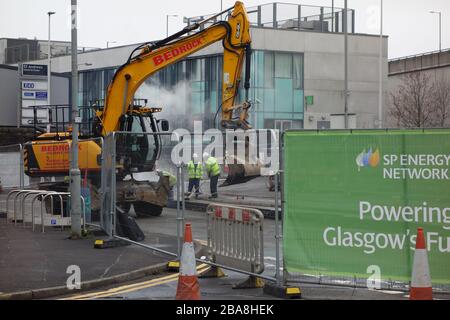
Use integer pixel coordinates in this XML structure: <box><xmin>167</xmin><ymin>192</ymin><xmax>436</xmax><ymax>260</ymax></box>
<box><xmin>283</xmin><ymin>130</ymin><xmax>450</xmax><ymax>284</ymax></box>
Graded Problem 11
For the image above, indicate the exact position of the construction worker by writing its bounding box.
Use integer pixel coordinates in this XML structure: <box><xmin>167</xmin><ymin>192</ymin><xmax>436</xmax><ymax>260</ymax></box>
<box><xmin>161</xmin><ymin>170</ymin><xmax>177</xmax><ymax>189</ymax></box>
<box><xmin>185</xmin><ymin>153</ymin><xmax>203</xmax><ymax>199</ymax></box>
<box><xmin>203</xmin><ymin>152</ymin><xmax>220</xmax><ymax>199</ymax></box>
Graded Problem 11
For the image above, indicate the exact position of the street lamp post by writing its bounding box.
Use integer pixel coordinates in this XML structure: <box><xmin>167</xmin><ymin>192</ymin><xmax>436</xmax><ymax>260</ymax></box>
<box><xmin>47</xmin><ymin>11</ymin><xmax>55</xmax><ymax>133</ymax></box>
<box><xmin>430</xmin><ymin>11</ymin><xmax>442</xmax><ymax>51</ymax></box>
<box><xmin>166</xmin><ymin>14</ymin><xmax>178</xmax><ymax>37</ymax></box>
<box><xmin>106</xmin><ymin>41</ymin><xmax>116</xmax><ymax>48</ymax></box>
<box><xmin>378</xmin><ymin>0</ymin><xmax>383</xmax><ymax>129</ymax></box>
<box><xmin>70</xmin><ymin>0</ymin><xmax>82</xmax><ymax>239</ymax></box>
<box><xmin>344</xmin><ymin>0</ymin><xmax>348</xmax><ymax>129</ymax></box>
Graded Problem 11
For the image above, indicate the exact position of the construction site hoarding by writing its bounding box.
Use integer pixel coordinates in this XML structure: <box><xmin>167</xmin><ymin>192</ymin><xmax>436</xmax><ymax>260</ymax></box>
<box><xmin>283</xmin><ymin>129</ymin><xmax>450</xmax><ymax>285</ymax></box>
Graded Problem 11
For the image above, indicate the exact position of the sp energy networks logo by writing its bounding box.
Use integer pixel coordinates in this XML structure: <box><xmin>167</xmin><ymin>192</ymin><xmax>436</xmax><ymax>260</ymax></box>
<box><xmin>356</xmin><ymin>147</ymin><xmax>450</xmax><ymax>180</ymax></box>
<box><xmin>356</xmin><ymin>148</ymin><xmax>380</xmax><ymax>171</ymax></box>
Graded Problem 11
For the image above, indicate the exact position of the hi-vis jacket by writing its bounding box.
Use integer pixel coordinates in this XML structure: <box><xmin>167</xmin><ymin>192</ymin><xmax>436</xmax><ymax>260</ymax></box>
<box><xmin>187</xmin><ymin>161</ymin><xmax>203</xmax><ymax>179</ymax></box>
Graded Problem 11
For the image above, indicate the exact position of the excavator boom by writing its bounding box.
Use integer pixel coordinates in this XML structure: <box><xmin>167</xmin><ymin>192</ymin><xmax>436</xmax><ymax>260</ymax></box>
<box><xmin>100</xmin><ymin>1</ymin><xmax>252</xmax><ymax>135</ymax></box>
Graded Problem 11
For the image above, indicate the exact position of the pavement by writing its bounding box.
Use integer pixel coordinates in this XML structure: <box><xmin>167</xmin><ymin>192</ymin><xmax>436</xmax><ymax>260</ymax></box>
<box><xmin>0</xmin><ymin>215</ymin><xmax>181</xmax><ymax>297</ymax></box>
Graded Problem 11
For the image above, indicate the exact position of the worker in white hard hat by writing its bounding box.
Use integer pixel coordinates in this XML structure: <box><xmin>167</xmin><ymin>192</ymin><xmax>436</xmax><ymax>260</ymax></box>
<box><xmin>203</xmin><ymin>151</ymin><xmax>220</xmax><ymax>199</ymax></box>
<box><xmin>185</xmin><ymin>153</ymin><xmax>203</xmax><ymax>199</ymax></box>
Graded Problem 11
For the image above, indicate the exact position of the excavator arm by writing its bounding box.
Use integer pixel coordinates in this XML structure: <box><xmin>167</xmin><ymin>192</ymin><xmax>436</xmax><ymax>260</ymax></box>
<box><xmin>99</xmin><ymin>1</ymin><xmax>252</xmax><ymax>135</ymax></box>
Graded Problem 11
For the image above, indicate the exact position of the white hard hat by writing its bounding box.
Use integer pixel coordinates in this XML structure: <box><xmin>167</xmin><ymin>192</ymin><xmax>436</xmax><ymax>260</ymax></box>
<box><xmin>192</xmin><ymin>153</ymin><xmax>199</xmax><ymax>161</ymax></box>
<box><xmin>203</xmin><ymin>152</ymin><xmax>209</xmax><ymax>160</ymax></box>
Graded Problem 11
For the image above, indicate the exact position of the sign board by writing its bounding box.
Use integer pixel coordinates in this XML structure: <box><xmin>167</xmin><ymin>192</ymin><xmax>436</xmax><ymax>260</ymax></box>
<box><xmin>22</xmin><ymin>91</ymin><xmax>48</xmax><ymax>100</ymax></box>
<box><xmin>305</xmin><ymin>95</ymin><xmax>314</xmax><ymax>106</ymax></box>
<box><xmin>22</xmin><ymin>91</ymin><xmax>36</xmax><ymax>100</ymax></box>
<box><xmin>283</xmin><ymin>130</ymin><xmax>450</xmax><ymax>285</ymax></box>
<box><xmin>19</xmin><ymin>73</ymin><xmax>49</xmax><ymax>126</ymax></box>
<box><xmin>21</xmin><ymin>80</ymin><xmax>47</xmax><ymax>91</ymax></box>
<box><xmin>35</xmin><ymin>91</ymin><xmax>48</xmax><ymax>100</ymax></box>
<box><xmin>22</xmin><ymin>64</ymin><xmax>48</xmax><ymax>77</ymax></box>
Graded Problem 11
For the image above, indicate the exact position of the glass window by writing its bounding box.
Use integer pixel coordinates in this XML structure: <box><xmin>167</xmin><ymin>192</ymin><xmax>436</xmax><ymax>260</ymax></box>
<box><xmin>263</xmin><ymin>89</ymin><xmax>275</xmax><ymax>113</ymax></box>
<box><xmin>293</xmin><ymin>89</ymin><xmax>304</xmax><ymax>113</ymax></box>
<box><xmin>248</xmin><ymin>50</ymin><xmax>264</xmax><ymax>89</ymax></box>
<box><xmin>293</xmin><ymin>54</ymin><xmax>303</xmax><ymax>89</ymax></box>
<box><xmin>275</xmin><ymin>52</ymin><xmax>292</xmax><ymax>78</ymax></box>
<box><xmin>189</xmin><ymin>58</ymin><xmax>205</xmax><ymax>81</ymax></box>
<box><xmin>275</xmin><ymin>78</ymin><xmax>293</xmax><ymax>112</ymax></box>
<box><xmin>264</xmin><ymin>52</ymin><xmax>274</xmax><ymax>88</ymax></box>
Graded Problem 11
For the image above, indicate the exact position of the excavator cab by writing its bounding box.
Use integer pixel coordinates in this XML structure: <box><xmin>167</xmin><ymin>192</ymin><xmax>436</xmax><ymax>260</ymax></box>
<box><xmin>116</xmin><ymin>100</ymin><xmax>167</xmax><ymax>176</ymax></box>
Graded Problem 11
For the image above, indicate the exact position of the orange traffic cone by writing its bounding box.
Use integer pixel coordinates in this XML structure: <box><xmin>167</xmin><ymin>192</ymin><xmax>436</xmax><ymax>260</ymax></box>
<box><xmin>410</xmin><ymin>228</ymin><xmax>433</xmax><ymax>300</ymax></box>
<box><xmin>175</xmin><ymin>223</ymin><xmax>201</xmax><ymax>300</ymax></box>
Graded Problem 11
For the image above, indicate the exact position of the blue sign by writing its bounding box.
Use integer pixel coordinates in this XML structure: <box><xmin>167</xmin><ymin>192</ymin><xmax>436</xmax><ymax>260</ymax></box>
<box><xmin>51</xmin><ymin>219</ymin><xmax>56</xmax><ymax>225</ymax></box>
<box><xmin>35</xmin><ymin>91</ymin><xmax>48</xmax><ymax>100</ymax></box>
<box><xmin>23</xmin><ymin>82</ymin><xmax>35</xmax><ymax>89</ymax></box>
<box><xmin>24</xmin><ymin>92</ymin><xmax>34</xmax><ymax>97</ymax></box>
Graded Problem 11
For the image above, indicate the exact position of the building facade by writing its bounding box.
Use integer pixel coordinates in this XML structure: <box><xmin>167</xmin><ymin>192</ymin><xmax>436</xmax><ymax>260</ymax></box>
<box><xmin>8</xmin><ymin>3</ymin><xmax>388</xmax><ymax>131</ymax></box>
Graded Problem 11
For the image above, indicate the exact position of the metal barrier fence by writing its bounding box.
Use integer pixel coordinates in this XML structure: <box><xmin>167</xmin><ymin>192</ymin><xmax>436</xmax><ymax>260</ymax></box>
<box><xmin>21</xmin><ymin>136</ymin><xmax>103</xmax><ymax>217</ymax></box>
<box><xmin>206</xmin><ymin>203</ymin><xmax>264</xmax><ymax>274</ymax></box>
<box><xmin>1</xmin><ymin>136</ymin><xmax>103</xmax><ymax>235</ymax></box>
<box><xmin>0</xmin><ymin>144</ymin><xmax>27</xmax><ymax>189</ymax></box>
<box><xmin>100</xmin><ymin>130</ymin><xmax>280</xmax><ymax>285</ymax></box>
<box><xmin>281</xmin><ymin>129</ymin><xmax>450</xmax><ymax>294</ymax></box>
<box><xmin>4</xmin><ymin>189</ymin><xmax>86</xmax><ymax>233</ymax></box>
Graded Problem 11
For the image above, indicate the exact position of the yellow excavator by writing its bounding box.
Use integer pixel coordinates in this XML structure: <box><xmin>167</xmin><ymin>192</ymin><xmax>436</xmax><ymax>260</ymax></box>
<box><xmin>24</xmin><ymin>1</ymin><xmax>259</xmax><ymax>217</ymax></box>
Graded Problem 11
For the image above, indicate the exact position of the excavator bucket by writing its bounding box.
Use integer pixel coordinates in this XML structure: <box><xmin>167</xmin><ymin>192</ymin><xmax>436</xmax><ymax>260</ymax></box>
<box><xmin>221</xmin><ymin>136</ymin><xmax>263</xmax><ymax>186</ymax></box>
<box><xmin>115</xmin><ymin>171</ymin><xmax>173</xmax><ymax>217</ymax></box>
<box><xmin>222</xmin><ymin>163</ymin><xmax>261</xmax><ymax>186</ymax></box>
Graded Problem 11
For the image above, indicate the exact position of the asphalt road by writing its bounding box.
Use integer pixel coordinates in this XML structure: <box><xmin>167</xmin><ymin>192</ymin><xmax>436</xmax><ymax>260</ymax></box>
<box><xmin>62</xmin><ymin>207</ymin><xmax>450</xmax><ymax>300</ymax></box>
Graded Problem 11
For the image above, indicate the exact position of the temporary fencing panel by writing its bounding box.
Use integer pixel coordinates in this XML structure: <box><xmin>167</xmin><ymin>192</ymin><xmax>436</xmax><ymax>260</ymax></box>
<box><xmin>283</xmin><ymin>129</ymin><xmax>450</xmax><ymax>290</ymax></box>
<box><xmin>100</xmin><ymin>133</ymin><xmax>115</xmax><ymax>236</ymax></box>
<box><xmin>0</xmin><ymin>144</ymin><xmax>28</xmax><ymax>188</ymax></box>
<box><xmin>206</xmin><ymin>204</ymin><xmax>265</xmax><ymax>274</ymax></box>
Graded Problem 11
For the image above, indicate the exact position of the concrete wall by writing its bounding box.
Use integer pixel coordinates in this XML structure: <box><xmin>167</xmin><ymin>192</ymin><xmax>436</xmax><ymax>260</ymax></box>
<box><xmin>387</xmin><ymin>65</ymin><xmax>450</xmax><ymax>127</ymax></box>
<box><xmin>389</xmin><ymin>50</ymin><xmax>450</xmax><ymax>75</ymax></box>
<box><xmin>0</xmin><ymin>66</ymin><xmax>19</xmax><ymax>126</ymax></box>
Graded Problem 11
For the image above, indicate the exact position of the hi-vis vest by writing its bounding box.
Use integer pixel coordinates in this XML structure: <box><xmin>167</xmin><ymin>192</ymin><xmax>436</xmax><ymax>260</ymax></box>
<box><xmin>162</xmin><ymin>171</ymin><xmax>177</xmax><ymax>187</ymax></box>
<box><xmin>187</xmin><ymin>161</ymin><xmax>203</xmax><ymax>179</ymax></box>
<box><xmin>205</xmin><ymin>157</ymin><xmax>220</xmax><ymax>177</ymax></box>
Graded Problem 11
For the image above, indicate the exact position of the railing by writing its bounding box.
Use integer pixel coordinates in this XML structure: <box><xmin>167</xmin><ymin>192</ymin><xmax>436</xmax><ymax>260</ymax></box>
<box><xmin>5</xmin><ymin>189</ymin><xmax>86</xmax><ymax>233</ymax></box>
<box><xmin>27</xmin><ymin>104</ymin><xmax>98</xmax><ymax>139</ymax></box>
<box><xmin>185</xmin><ymin>2</ymin><xmax>355</xmax><ymax>34</ymax></box>
<box><xmin>26</xmin><ymin>99</ymin><xmax>154</xmax><ymax>139</ymax></box>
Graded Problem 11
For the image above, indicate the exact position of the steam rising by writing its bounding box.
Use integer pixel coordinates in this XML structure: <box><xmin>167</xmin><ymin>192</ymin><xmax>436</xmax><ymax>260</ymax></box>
<box><xmin>135</xmin><ymin>80</ymin><xmax>191</xmax><ymax>126</ymax></box>
<box><xmin>134</xmin><ymin>80</ymin><xmax>193</xmax><ymax>177</ymax></box>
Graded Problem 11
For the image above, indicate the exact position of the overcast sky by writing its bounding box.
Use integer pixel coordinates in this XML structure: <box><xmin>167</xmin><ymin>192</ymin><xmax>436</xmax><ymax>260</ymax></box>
<box><xmin>0</xmin><ymin>0</ymin><xmax>448</xmax><ymax>59</ymax></box>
